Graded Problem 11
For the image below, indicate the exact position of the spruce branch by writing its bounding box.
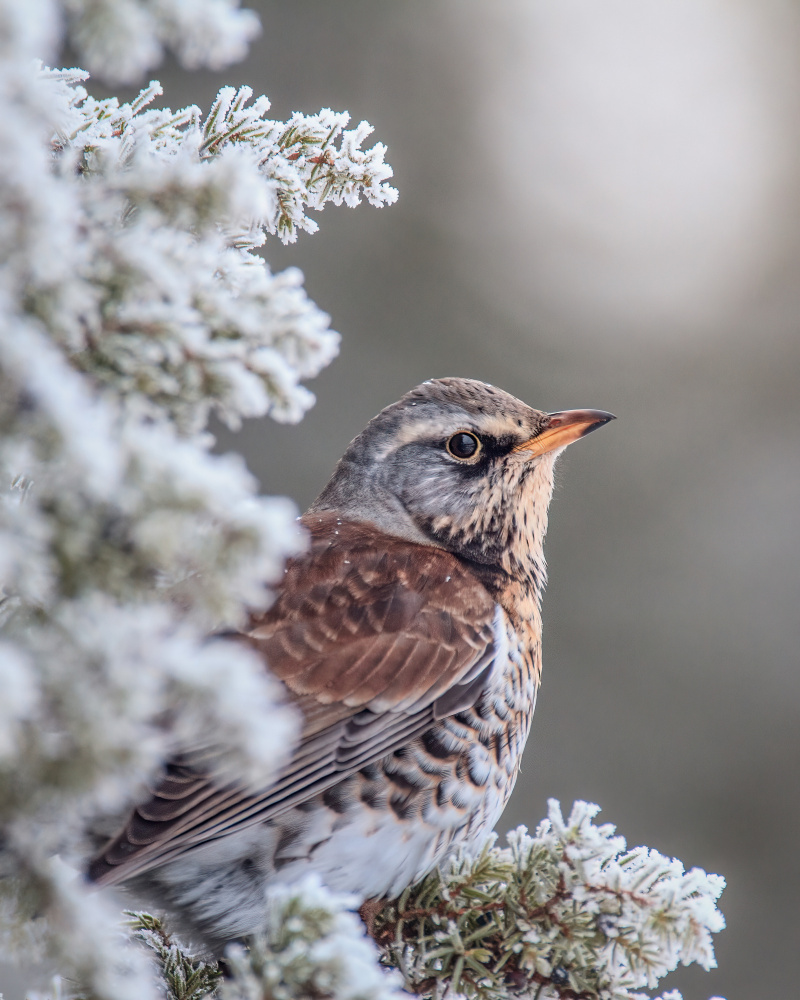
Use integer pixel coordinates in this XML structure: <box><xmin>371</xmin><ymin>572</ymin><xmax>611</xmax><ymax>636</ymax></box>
<box><xmin>209</xmin><ymin>877</ymin><xmax>406</xmax><ymax>1000</ymax></box>
<box><xmin>373</xmin><ymin>801</ymin><xmax>725</xmax><ymax>1000</ymax></box>
<box><xmin>119</xmin><ymin>880</ymin><xmax>406</xmax><ymax>1000</ymax></box>
<box><xmin>127</xmin><ymin>912</ymin><xmax>222</xmax><ymax>1000</ymax></box>
<box><xmin>0</xmin><ymin>4</ymin><xmax>395</xmax><ymax>997</ymax></box>
<box><xmin>40</xmin><ymin>72</ymin><xmax>396</xmax><ymax>433</ymax></box>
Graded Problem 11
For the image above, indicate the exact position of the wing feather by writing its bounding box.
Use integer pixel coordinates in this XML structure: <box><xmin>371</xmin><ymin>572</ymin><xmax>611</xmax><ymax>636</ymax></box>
<box><xmin>88</xmin><ymin>513</ymin><xmax>496</xmax><ymax>886</ymax></box>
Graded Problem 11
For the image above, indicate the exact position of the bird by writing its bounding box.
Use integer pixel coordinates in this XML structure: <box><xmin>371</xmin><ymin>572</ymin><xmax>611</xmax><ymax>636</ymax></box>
<box><xmin>87</xmin><ymin>377</ymin><xmax>614</xmax><ymax>953</ymax></box>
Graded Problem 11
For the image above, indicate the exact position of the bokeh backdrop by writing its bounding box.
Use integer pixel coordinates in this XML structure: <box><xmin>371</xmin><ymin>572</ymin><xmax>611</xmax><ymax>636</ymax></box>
<box><xmin>110</xmin><ymin>2</ymin><xmax>800</xmax><ymax>996</ymax></box>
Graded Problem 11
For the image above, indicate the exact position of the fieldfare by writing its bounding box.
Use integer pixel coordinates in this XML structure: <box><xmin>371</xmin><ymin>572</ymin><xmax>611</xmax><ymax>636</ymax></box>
<box><xmin>88</xmin><ymin>377</ymin><xmax>614</xmax><ymax>952</ymax></box>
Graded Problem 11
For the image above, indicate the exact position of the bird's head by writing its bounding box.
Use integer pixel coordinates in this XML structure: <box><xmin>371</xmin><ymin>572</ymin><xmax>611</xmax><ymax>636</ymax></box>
<box><xmin>310</xmin><ymin>378</ymin><xmax>613</xmax><ymax>592</ymax></box>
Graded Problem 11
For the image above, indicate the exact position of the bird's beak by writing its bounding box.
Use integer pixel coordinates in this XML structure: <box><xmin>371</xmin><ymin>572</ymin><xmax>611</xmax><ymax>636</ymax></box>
<box><xmin>514</xmin><ymin>409</ymin><xmax>616</xmax><ymax>458</ymax></box>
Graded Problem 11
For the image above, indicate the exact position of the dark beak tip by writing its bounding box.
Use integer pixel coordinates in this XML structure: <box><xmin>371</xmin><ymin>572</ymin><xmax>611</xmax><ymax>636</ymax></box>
<box><xmin>584</xmin><ymin>411</ymin><xmax>616</xmax><ymax>435</ymax></box>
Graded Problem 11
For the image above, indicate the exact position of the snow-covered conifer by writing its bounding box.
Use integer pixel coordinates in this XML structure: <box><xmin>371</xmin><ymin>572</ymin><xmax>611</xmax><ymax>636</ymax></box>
<box><xmin>0</xmin><ymin>2</ymin><xmax>395</xmax><ymax>996</ymax></box>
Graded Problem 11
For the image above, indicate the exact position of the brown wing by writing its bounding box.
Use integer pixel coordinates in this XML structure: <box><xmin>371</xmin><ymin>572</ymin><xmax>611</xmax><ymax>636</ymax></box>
<box><xmin>89</xmin><ymin>513</ymin><xmax>497</xmax><ymax>886</ymax></box>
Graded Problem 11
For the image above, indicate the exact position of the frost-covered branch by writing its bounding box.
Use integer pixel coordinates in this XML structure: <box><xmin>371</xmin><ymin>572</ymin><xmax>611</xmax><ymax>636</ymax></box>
<box><xmin>45</xmin><ymin>70</ymin><xmax>395</xmax><ymax>431</ymax></box>
<box><xmin>375</xmin><ymin>800</ymin><xmax>725</xmax><ymax>1000</ymax></box>
<box><xmin>0</xmin><ymin>2</ymin><xmax>396</xmax><ymax>997</ymax></box>
<box><xmin>128</xmin><ymin>911</ymin><xmax>223</xmax><ymax>1000</ymax></box>
<box><xmin>123</xmin><ymin>881</ymin><xmax>408</xmax><ymax>1000</ymax></box>
<box><xmin>222</xmin><ymin>878</ymin><xmax>406</xmax><ymax>1000</ymax></box>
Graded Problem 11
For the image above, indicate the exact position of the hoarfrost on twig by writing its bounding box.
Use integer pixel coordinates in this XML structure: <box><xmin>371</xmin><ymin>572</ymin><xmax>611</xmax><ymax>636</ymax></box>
<box><xmin>0</xmin><ymin>2</ymin><xmax>396</xmax><ymax>997</ymax></box>
<box><xmin>374</xmin><ymin>799</ymin><xmax>726</xmax><ymax>1000</ymax></box>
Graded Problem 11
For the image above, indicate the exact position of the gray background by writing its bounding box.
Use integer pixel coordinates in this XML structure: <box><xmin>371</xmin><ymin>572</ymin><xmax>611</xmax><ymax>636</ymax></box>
<box><xmin>205</xmin><ymin>3</ymin><xmax>800</xmax><ymax>997</ymax></box>
<box><xmin>8</xmin><ymin>2</ymin><xmax>794</xmax><ymax>998</ymax></box>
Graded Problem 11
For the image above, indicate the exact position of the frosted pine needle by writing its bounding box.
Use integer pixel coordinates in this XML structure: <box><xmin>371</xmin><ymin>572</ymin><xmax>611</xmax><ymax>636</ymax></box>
<box><xmin>374</xmin><ymin>800</ymin><xmax>725</xmax><ymax>1000</ymax></box>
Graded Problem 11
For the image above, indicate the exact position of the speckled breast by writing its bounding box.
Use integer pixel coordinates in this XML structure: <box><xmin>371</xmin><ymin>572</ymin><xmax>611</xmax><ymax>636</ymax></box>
<box><xmin>276</xmin><ymin>603</ymin><xmax>540</xmax><ymax>900</ymax></box>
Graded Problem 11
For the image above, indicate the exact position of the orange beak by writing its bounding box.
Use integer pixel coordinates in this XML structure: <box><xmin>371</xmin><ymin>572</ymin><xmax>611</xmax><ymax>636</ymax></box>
<box><xmin>514</xmin><ymin>409</ymin><xmax>616</xmax><ymax>458</ymax></box>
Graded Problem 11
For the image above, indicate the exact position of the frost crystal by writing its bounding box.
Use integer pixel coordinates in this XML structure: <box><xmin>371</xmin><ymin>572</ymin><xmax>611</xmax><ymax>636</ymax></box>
<box><xmin>222</xmin><ymin>877</ymin><xmax>407</xmax><ymax>1000</ymax></box>
<box><xmin>0</xmin><ymin>1</ymin><xmax>396</xmax><ymax>997</ymax></box>
<box><xmin>375</xmin><ymin>800</ymin><xmax>726</xmax><ymax>1000</ymax></box>
<box><xmin>42</xmin><ymin>70</ymin><xmax>396</xmax><ymax>432</ymax></box>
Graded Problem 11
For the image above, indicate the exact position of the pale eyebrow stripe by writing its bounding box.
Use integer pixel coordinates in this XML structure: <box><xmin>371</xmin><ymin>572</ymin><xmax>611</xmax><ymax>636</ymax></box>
<box><xmin>374</xmin><ymin>413</ymin><xmax>520</xmax><ymax>460</ymax></box>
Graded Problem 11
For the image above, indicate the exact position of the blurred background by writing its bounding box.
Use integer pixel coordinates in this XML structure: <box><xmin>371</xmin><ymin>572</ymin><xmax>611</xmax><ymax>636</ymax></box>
<box><xmin>95</xmin><ymin>1</ymin><xmax>800</xmax><ymax>995</ymax></box>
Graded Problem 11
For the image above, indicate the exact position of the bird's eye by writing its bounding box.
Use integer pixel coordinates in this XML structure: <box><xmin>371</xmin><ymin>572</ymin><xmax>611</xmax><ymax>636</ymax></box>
<box><xmin>446</xmin><ymin>431</ymin><xmax>481</xmax><ymax>460</ymax></box>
